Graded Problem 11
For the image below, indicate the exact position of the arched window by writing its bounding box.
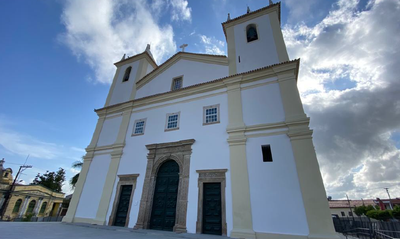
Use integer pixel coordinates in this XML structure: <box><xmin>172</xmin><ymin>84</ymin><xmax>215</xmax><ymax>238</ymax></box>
<box><xmin>122</xmin><ymin>66</ymin><xmax>132</xmax><ymax>82</ymax></box>
<box><xmin>26</xmin><ymin>200</ymin><xmax>36</xmax><ymax>214</ymax></box>
<box><xmin>39</xmin><ymin>202</ymin><xmax>47</xmax><ymax>214</ymax></box>
<box><xmin>12</xmin><ymin>199</ymin><xmax>22</xmax><ymax>213</ymax></box>
<box><xmin>246</xmin><ymin>24</ymin><xmax>258</xmax><ymax>42</ymax></box>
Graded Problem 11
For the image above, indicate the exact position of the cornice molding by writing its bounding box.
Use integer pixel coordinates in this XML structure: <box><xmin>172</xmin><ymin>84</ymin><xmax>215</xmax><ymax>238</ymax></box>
<box><xmin>114</xmin><ymin>51</ymin><xmax>158</xmax><ymax>68</ymax></box>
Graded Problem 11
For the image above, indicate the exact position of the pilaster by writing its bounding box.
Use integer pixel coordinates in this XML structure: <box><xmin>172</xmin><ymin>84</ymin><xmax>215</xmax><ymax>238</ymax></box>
<box><xmin>104</xmin><ymin>67</ymin><xmax>122</xmax><ymax>107</ymax></box>
<box><xmin>94</xmin><ymin>110</ymin><xmax>132</xmax><ymax>225</ymax></box>
<box><xmin>224</xmin><ymin>80</ymin><xmax>255</xmax><ymax>239</ymax></box>
<box><xmin>130</xmin><ymin>58</ymin><xmax>149</xmax><ymax>100</ymax></box>
<box><xmin>18</xmin><ymin>196</ymin><xmax>30</xmax><ymax>218</ymax></box>
<box><xmin>226</xmin><ymin>27</ymin><xmax>238</xmax><ymax>76</ymax></box>
<box><xmin>276</xmin><ymin>72</ymin><xmax>307</xmax><ymax>122</ymax></box>
<box><xmin>278</xmin><ymin>67</ymin><xmax>338</xmax><ymax>238</ymax></box>
<box><xmin>62</xmin><ymin>154</ymin><xmax>93</xmax><ymax>223</ymax></box>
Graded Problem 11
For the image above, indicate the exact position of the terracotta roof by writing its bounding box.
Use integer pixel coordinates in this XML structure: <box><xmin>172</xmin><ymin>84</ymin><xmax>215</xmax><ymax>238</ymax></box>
<box><xmin>136</xmin><ymin>51</ymin><xmax>227</xmax><ymax>86</ymax></box>
<box><xmin>221</xmin><ymin>2</ymin><xmax>281</xmax><ymax>39</ymax></box>
<box><xmin>329</xmin><ymin>200</ymin><xmax>375</xmax><ymax>208</ymax></box>
<box><xmin>95</xmin><ymin>59</ymin><xmax>300</xmax><ymax>112</ymax></box>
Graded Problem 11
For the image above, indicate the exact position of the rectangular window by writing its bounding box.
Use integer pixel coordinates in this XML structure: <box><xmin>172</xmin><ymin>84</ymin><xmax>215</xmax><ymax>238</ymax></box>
<box><xmin>165</xmin><ymin>112</ymin><xmax>180</xmax><ymax>131</ymax></box>
<box><xmin>341</xmin><ymin>212</ymin><xmax>345</xmax><ymax>216</ymax></box>
<box><xmin>348</xmin><ymin>212</ymin><xmax>353</xmax><ymax>216</ymax></box>
<box><xmin>203</xmin><ymin>104</ymin><xmax>220</xmax><ymax>125</ymax></box>
<box><xmin>171</xmin><ymin>76</ymin><xmax>183</xmax><ymax>91</ymax></box>
<box><xmin>261</xmin><ymin>145</ymin><xmax>273</xmax><ymax>162</ymax></box>
<box><xmin>132</xmin><ymin>118</ymin><xmax>146</xmax><ymax>136</ymax></box>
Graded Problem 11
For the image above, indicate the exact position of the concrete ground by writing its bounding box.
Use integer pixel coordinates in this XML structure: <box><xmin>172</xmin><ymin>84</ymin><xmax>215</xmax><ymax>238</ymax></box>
<box><xmin>0</xmin><ymin>222</ymin><xmax>228</xmax><ymax>239</ymax></box>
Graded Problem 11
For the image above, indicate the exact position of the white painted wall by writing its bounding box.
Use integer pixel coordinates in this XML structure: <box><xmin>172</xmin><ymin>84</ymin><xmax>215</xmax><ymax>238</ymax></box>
<box><xmin>246</xmin><ymin>135</ymin><xmax>309</xmax><ymax>235</ymax></box>
<box><xmin>109</xmin><ymin>61</ymin><xmax>140</xmax><ymax>106</ymax></box>
<box><xmin>135</xmin><ymin>59</ymin><xmax>228</xmax><ymax>99</ymax></box>
<box><xmin>146</xmin><ymin>63</ymin><xmax>154</xmax><ymax>74</ymax></box>
<box><xmin>233</xmin><ymin>14</ymin><xmax>280</xmax><ymax>74</ymax></box>
<box><xmin>241</xmin><ymin>80</ymin><xmax>285</xmax><ymax>126</ymax></box>
<box><xmin>76</xmin><ymin>154</ymin><xmax>111</xmax><ymax>219</ymax></box>
<box><xmin>97</xmin><ymin>116</ymin><xmax>122</xmax><ymax>147</ymax></box>
<box><xmin>105</xmin><ymin>92</ymin><xmax>233</xmax><ymax>235</ymax></box>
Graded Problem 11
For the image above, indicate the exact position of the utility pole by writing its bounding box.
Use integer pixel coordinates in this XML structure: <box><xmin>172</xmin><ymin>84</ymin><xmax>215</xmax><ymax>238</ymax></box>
<box><xmin>0</xmin><ymin>164</ymin><xmax>32</xmax><ymax>219</ymax></box>
<box><xmin>346</xmin><ymin>194</ymin><xmax>355</xmax><ymax>219</ymax></box>
<box><xmin>384</xmin><ymin>188</ymin><xmax>393</xmax><ymax>210</ymax></box>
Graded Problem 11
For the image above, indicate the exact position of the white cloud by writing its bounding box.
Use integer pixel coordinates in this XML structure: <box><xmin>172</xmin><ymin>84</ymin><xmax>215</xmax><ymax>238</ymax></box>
<box><xmin>199</xmin><ymin>35</ymin><xmax>226</xmax><ymax>55</ymax></box>
<box><xmin>169</xmin><ymin>0</ymin><xmax>192</xmax><ymax>22</ymax></box>
<box><xmin>60</xmin><ymin>0</ymin><xmax>177</xmax><ymax>84</ymax></box>
<box><xmin>283</xmin><ymin>0</ymin><xmax>400</xmax><ymax>199</ymax></box>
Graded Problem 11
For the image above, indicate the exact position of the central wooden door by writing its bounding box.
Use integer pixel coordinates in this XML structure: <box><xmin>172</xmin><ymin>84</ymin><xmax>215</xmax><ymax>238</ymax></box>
<box><xmin>114</xmin><ymin>185</ymin><xmax>133</xmax><ymax>227</ymax></box>
<box><xmin>150</xmin><ymin>160</ymin><xmax>179</xmax><ymax>231</ymax></box>
<box><xmin>202</xmin><ymin>183</ymin><xmax>222</xmax><ymax>235</ymax></box>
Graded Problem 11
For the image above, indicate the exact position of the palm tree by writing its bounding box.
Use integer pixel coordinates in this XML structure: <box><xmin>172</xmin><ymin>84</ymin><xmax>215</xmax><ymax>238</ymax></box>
<box><xmin>70</xmin><ymin>158</ymin><xmax>83</xmax><ymax>188</ymax></box>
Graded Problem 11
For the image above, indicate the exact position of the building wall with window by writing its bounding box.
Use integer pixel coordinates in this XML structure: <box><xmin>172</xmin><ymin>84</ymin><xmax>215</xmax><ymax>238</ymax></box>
<box><xmin>64</xmin><ymin>3</ymin><xmax>338</xmax><ymax>239</ymax></box>
<box><xmin>135</xmin><ymin>58</ymin><xmax>228</xmax><ymax>99</ymax></box>
<box><xmin>0</xmin><ymin>174</ymin><xmax>65</xmax><ymax>221</ymax></box>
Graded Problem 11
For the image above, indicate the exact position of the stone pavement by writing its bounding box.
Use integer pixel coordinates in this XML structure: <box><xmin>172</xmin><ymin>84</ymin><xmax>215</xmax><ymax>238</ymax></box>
<box><xmin>0</xmin><ymin>222</ymin><xmax>228</xmax><ymax>239</ymax></box>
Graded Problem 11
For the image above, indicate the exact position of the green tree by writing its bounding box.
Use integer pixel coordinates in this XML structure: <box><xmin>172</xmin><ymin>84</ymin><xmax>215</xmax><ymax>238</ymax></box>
<box><xmin>31</xmin><ymin>168</ymin><xmax>66</xmax><ymax>192</ymax></box>
<box><xmin>70</xmin><ymin>158</ymin><xmax>83</xmax><ymax>188</ymax></box>
<box><xmin>366</xmin><ymin>209</ymin><xmax>392</xmax><ymax>221</ymax></box>
<box><xmin>354</xmin><ymin>205</ymin><xmax>367</xmax><ymax>216</ymax></box>
<box><xmin>392</xmin><ymin>205</ymin><xmax>400</xmax><ymax>219</ymax></box>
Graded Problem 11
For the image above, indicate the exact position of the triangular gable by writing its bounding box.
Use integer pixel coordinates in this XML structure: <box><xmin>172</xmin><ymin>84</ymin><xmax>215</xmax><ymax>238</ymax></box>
<box><xmin>136</xmin><ymin>52</ymin><xmax>228</xmax><ymax>90</ymax></box>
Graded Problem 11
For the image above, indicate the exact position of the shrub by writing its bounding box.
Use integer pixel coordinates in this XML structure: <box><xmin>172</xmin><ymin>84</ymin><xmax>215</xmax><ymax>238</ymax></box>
<box><xmin>392</xmin><ymin>205</ymin><xmax>400</xmax><ymax>219</ymax></box>
<box><xmin>366</xmin><ymin>209</ymin><xmax>392</xmax><ymax>221</ymax></box>
<box><xmin>22</xmin><ymin>213</ymin><xmax>34</xmax><ymax>222</ymax></box>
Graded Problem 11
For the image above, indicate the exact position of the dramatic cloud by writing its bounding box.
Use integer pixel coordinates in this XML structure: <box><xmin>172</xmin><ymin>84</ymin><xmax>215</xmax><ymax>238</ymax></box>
<box><xmin>199</xmin><ymin>35</ymin><xmax>226</xmax><ymax>55</ymax></box>
<box><xmin>169</xmin><ymin>0</ymin><xmax>192</xmax><ymax>22</ymax></box>
<box><xmin>283</xmin><ymin>0</ymin><xmax>400</xmax><ymax>199</ymax></box>
<box><xmin>60</xmin><ymin>0</ymin><xmax>178</xmax><ymax>84</ymax></box>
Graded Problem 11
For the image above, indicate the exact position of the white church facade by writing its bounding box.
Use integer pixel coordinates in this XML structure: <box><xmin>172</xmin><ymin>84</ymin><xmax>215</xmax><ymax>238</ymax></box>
<box><xmin>64</xmin><ymin>3</ymin><xmax>338</xmax><ymax>239</ymax></box>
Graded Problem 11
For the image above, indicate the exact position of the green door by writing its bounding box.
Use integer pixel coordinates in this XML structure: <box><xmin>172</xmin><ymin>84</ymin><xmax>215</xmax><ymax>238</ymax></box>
<box><xmin>114</xmin><ymin>185</ymin><xmax>132</xmax><ymax>227</ymax></box>
<box><xmin>150</xmin><ymin>160</ymin><xmax>179</xmax><ymax>231</ymax></box>
<box><xmin>202</xmin><ymin>183</ymin><xmax>222</xmax><ymax>235</ymax></box>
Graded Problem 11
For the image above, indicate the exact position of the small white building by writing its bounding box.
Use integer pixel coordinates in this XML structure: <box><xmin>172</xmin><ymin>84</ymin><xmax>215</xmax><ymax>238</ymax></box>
<box><xmin>64</xmin><ymin>3</ymin><xmax>338</xmax><ymax>239</ymax></box>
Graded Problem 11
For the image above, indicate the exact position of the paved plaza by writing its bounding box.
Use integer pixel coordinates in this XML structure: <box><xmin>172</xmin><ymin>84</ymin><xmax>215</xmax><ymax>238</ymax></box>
<box><xmin>0</xmin><ymin>222</ymin><xmax>227</xmax><ymax>239</ymax></box>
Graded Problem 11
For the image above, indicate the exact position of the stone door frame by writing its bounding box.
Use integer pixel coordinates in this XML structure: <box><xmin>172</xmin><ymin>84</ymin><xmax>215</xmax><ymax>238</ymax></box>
<box><xmin>196</xmin><ymin>169</ymin><xmax>228</xmax><ymax>236</ymax></box>
<box><xmin>134</xmin><ymin>139</ymin><xmax>195</xmax><ymax>233</ymax></box>
<box><xmin>108</xmin><ymin>174</ymin><xmax>139</xmax><ymax>227</ymax></box>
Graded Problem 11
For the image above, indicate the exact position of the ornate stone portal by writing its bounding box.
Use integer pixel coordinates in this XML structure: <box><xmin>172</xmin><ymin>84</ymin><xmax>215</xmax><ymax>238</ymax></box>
<box><xmin>196</xmin><ymin>169</ymin><xmax>227</xmax><ymax>236</ymax></box>
<box><xmin>134</xmin><ymin>139</ymin><xmax>195</xmax><ymax>233</ymax></box>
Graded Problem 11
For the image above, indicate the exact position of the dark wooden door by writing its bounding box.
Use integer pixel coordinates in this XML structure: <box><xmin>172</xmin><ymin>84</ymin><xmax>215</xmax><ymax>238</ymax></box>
<box><xmin>202</xmin><ymin>183</ymin><xmax>222</xmax><ymax>235</ymax></box>
<box><xmin>113</xmin><ymin>185</ymin><xmax>133</xmax><ymax>227</ymax></box>
<box><xmin>150</xmin><ymin>160</ymin><xmax>179</xmax><ymax>231</ymax></box>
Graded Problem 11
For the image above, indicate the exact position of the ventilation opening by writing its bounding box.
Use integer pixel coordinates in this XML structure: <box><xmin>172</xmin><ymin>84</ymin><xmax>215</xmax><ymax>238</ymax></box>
<box><xmin>261</xmin><ymin>145</ymin><xmax>273</xmax><ymax>162</ymax></box>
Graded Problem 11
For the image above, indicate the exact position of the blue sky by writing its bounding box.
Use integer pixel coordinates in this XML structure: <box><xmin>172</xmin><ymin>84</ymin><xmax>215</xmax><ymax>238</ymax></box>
<box><xmin>1</xmin><ymin>0</ymin><xmax>399</xmax><ymax>199</ymax></box>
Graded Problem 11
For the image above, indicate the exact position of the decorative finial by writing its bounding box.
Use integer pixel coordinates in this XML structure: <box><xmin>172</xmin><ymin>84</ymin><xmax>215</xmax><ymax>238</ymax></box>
<box><xmin>227</xmin><ymin>13</ymin><xmax>231</xmax><ymax>21</ymax></box>
<box><xmin>179</xmin><ymin>44</ymin><xmax>188</xmax><ymax>52</ymax></box>
<box><xmin>121</xmin><ymin>54</ymin><xmax>126</xmax><ymax>60</ymax></box>
<box><xmin>247</xmin><ymin>6</ymin><xmax>251</xmax><ymax>13</ymax></box>
<box><xmin>269</xmin><ymin>0</ymin><xmax>273</xmax><ymax>5</ymax></box>
<box><xmin>145</xmin><ymin>44</ymin><xmax>151</xmax><ymax>51</ymax></box>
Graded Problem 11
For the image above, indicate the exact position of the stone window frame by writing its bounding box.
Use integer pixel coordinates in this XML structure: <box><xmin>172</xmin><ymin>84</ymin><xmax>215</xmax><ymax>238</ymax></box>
<box><xmin>203</xmin><ymin>104</ymin><xmax>220</xmax><ymax>125</ymax></box>
<box><xmin>171</xmin><ymin>75</ymin><xmax>184</xmax><ymax>91</ymax></box>
<box><xmin>134</xmin><ymin>139</ymin><xmax>195</xmax><ymax>233</ymax></box>
<box><xmin>132</xmin><ymin>118</ymin><xmax>147</xmax><ymax>136</ymax></box>
<box><xmin>195</xmin><ymin>169</ymin><xmax>228</xmax><ymax>236</ymax></box>
<box><xmin>108</xmin><ymin>174</ymin><xmax>139</xmax><ymax>227</ymax></box>
<box><xmin>165</xmin><ymin>112</ymin><xmax>180</xmax><ymax>131</ymax></box>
